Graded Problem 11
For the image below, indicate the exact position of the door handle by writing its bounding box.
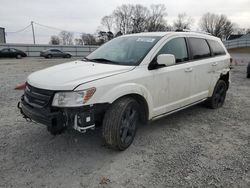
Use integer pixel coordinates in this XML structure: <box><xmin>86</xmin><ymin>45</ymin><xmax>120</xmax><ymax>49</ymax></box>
<box><xmin>185</xmin><ymin>67</ymin><xmax>193</xmax><ymax>72</ymax></box>
<box><xmin>212</xmin><ymin>62</ymin><xmax>218</xmax><ymax>66</ymax></box>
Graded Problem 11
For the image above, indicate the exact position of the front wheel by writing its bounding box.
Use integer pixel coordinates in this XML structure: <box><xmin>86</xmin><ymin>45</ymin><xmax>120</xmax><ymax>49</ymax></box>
<box><xmin>102</xmin><ymin>97</ymin><xmax>139</xmax><ymax>150</ymax></box>
<box><xmin>206</xmin><ymin>80</ymin><xmax>227</xmax><ymax>109</ymax></box>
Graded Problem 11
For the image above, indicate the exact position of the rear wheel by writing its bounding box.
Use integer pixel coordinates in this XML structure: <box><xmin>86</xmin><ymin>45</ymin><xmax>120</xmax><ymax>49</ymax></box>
<box><xmin>16</xmin><ymin>54</ymin><xmax>22</xmax><ymax>59</ymax></box>
<box><xmin>206</xmin><ymin>80</ymin><xmax>227</xmax><ymax>109</ymax></box>
<box><xmin>66</xmin><ymin>54</ymin><xmax>71</xmax><ymax>58</ymax></box>
<box><xmin>102</xmin><ymin>97</ymin><xmax>139</xmax><ymax>150</ymax></box>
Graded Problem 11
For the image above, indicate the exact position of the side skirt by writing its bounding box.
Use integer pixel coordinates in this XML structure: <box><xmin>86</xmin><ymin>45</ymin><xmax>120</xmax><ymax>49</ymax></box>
<box><xmin>151</xmin><ymin>98</ymin><xmax>207</xmax><ymax>121</ymax></box>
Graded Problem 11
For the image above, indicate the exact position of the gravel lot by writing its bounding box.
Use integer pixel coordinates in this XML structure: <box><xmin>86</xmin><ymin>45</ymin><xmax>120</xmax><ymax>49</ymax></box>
<box><xmin>0</xmin><ymin>57</ymin><xmax>250</xmax><ymax>188</ymax></box>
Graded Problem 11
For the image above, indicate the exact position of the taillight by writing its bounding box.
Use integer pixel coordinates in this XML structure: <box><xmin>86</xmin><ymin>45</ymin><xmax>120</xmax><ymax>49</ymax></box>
<box><xmin>15</xmin><ymin>82</ymin><xmax>26</xmax><ymax>90</ymax></box>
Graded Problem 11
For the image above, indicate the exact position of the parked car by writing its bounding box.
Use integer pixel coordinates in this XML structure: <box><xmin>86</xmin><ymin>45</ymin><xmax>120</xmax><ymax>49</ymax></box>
<box><xmin>0</xmin><ymin>48</ymin><xmax>27</xmax><ymax>59</ymax></box>
<box><xmin>40</xmin><ymin>49</ymin><xmax>72</xmax><ymax>58</ymax></box>
<box><xmin>18</xmin><ymin>31</ymin><xmax>231</xmax><ymax>150</ymax></box>
<box><xmin>247</xmin><ymin>62</ymin><xmax>250</xmax><ymax>78</ymax></box>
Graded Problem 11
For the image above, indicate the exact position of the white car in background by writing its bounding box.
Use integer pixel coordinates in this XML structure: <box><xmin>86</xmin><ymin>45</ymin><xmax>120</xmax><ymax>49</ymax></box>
<box><xmin>18</xmin><ymin>31</ymin><xmax>231</xmax><ymax>150</ymax></box>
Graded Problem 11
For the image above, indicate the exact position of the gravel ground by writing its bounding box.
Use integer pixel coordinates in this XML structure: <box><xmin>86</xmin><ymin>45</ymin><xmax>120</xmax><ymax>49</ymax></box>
<box><xmin>0</xmin><ymin>57</ymin><xmax>250</xmax><ymax>188</ymax></box>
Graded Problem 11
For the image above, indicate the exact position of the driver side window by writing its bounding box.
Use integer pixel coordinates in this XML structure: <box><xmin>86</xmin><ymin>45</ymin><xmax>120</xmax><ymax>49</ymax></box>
<box><xmin>158</xmin><ymin>37</ymin><xmax>189</xmax><ymax>63</ymax></box>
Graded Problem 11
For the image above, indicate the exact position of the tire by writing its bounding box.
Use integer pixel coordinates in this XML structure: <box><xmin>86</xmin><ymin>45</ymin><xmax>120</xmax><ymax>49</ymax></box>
<box><xmin>247</xmin><ymin>73</ymin><xmax>250</xmax><ymax>78</ymax></box>
<box><xmin>206</xmin><ymin>80</ymin><xmax>227</xmax><ymax>109</ymax></box>
<box><xmin>47</xmin><ymin>54</ymin><xmax>52</xmax><ymax>59</ymax></box>
<box><xmin>66</xmin><ymin>54</ymin><xmax>71</xmax><ymax>58</ymax></box>
<box><xmin>102</xmin><ymin>97</ymin><xmax>140</xmax><ymax>150</ymax></box>
<box><xmin>47</xmin><ymin>124</ymin><xmax>66</xmax><ymax>135</ymax></box>
<box><xmin>16</xmin><ymin>54</ymin><xmax>22</xmax><ymax>59</ymax></box>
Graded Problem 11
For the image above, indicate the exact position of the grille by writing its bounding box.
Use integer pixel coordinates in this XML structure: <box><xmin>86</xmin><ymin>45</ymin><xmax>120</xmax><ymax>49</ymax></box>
<box><xmin>24</xmin><ymin>84</ymin><xmax>54</xmax><ymax>108</ymax></box>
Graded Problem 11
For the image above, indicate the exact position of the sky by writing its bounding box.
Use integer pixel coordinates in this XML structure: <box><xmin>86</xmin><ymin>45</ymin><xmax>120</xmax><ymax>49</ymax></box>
<box><xmin>1</xmin><ymin>0</ymin><xmax>250</xmax><ymax>44</ymax></box>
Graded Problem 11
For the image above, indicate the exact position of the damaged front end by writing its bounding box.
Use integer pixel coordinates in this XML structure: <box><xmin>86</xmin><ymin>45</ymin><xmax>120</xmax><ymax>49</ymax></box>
<box><xmin>18</xmin><ymin>83</ymin><xmax>108</xmax><ymax>135</ymax></box>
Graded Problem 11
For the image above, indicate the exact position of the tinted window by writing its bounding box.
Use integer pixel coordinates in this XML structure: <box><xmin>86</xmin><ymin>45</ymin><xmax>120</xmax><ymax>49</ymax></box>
<box><xmin>188</xmin><ymin>38</ymin><xmax>211</xmax><ymax>60</ymax></box>
<box><xmin>158</xmin><ymin>37</ymin><xmax>188</xmax><ymax>63</ymax></box>
<box><xmin>1</xmin><ymin>48</ymin><xmax>9</xmax><ymax>52</ymax></box>
<box><xmin>10</xmin><ymin>48</ymin><xmax>17</xmax><ymax>52</ymax></box>
<box><xmin>207</xmin><ymin>40</ymin><xmax>226</xmax><ymax>56</ymax></box>
<box><xmin>51</xmin><ymin>49</ymin><xmax>61</xmax><ymax>52</ymax></box>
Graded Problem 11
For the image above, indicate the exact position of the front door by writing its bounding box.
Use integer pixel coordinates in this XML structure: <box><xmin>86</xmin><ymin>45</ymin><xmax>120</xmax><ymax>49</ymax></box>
<box><xmin>149</xmin><ymin>37</ymin><xmax>193</xmax><ymax>117</ymax></box>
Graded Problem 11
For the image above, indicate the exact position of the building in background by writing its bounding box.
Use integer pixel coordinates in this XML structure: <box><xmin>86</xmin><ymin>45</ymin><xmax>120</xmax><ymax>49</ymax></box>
<box><xmin>0</xmin><ymin>27</ymin><xmax>6</xmax><ymax>43</ymax></box>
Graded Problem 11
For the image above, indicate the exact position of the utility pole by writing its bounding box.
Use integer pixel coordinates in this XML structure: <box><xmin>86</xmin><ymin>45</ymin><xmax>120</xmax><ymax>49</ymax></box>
<box><xmin>31</xmin><ymin>21</ymin><xmax>36</xmax><ymax>44</ymax></box>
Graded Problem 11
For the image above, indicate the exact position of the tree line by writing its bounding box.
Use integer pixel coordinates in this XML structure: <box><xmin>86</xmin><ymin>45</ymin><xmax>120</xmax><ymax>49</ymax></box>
<box><xmin>49</xmin><ymin>4</ymin><xmax>249</xmax><ymax>45</ymax></box>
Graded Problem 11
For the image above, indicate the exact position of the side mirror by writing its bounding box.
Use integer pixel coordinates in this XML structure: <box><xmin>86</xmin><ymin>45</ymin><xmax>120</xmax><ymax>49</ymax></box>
<box><xmin>157</xmin><ymin>54</ymin><xmax>176</xmax><ymax>67</ymax></box>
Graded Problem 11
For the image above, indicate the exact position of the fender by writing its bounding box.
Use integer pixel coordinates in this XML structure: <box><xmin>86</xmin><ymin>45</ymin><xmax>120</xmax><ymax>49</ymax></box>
<box><xmin>99</xmin><ymin>83</ymin><xmax>154</xmax><ymax>119</ymax></box>
<box><xmin>208</xmin><ymin>68</ymin><xmax>230</xmax><ymax>96</ymax></box>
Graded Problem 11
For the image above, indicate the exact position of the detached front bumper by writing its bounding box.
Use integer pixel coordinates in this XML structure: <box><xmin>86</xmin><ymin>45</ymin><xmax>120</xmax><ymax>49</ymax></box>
<box><xmin>18</xmin><ymin>95</ymin><xmax>109</xmax><ymax>133</ymax></box>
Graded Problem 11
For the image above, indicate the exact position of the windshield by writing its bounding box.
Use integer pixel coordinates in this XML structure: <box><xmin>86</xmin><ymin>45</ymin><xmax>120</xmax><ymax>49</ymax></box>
<box><xmin>87</xmin><ymin>36</ymin><xmax>161</xmax><ymax>66</ymax></box>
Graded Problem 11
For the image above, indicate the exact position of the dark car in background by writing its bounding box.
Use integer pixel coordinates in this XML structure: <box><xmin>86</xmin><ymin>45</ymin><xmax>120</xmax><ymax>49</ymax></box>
<box><xmin>0</xmin><ymin>48</ymin><xmax>27</xmax><ymax>59</ymax></box>
<box><xmin>40</xmin><ymin>49</ymin><xmax>72</xmax><ymax>58</ymax></box>
<box><xmin>247</xmin><ymin>62</ymin><xmax>250</xmax><ymax>78</ymax></box>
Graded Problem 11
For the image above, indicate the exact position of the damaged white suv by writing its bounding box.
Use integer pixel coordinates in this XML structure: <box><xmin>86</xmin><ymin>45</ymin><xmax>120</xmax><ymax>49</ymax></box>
<box><xmin>18</xmin><ymin>31</ymin><xmax>231</xmax><ymax>150</ymax></box>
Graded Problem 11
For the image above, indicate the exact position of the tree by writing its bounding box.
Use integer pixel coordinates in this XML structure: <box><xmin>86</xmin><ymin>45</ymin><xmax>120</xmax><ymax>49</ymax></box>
<box><xmin>113</xmin><ymin>4</ymin><xmax>134</xmax><ymax>34</ymax></box>
<box><xmin>147</xmin><ymin>4</ymin><xmax>169</xmax><ymax>32</ymax></box>
<box><xmin>199</xmin><ymin>13</ymin><xmax>235</xmax><ymax>39</ymax></box>
<box><xmin>130</xmin><ymin>4</ymin><xmax>150</xmax><ymax>33</ymax></box>
<box><xmin>173</xmin><ymin>13</ymin><xmax>193</xmax><ymax>30</ymax></box>
<box><xmin>81</xmin><ymin>33</ymin><xmax>97</xmax><ymax>45</ymax></box>
<box><xmin>101</xmin><ymin>15</ymin><xmax>114</xmax><ymax>31</ymax></box>
<box><xmin>59</xmin><ymin>31</ymin><xmax>74</xmax><ymax>45</ymax></box>
<box><xmin>74</xmin><ymin>38</ymin><xmax>83</xmax><ymax>45</ymax></box>
<box><xmin>49</xmin><ymin>35</ymin><xmax>60</xmax><ymax>45</ymax></box>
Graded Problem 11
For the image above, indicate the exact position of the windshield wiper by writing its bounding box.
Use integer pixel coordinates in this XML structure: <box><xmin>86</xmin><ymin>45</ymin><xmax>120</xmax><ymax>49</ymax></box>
<box><xmin>88</xmin><ymin>58</ymin><xmax>119</xmax><ymax>64</ymax></box>
<box><xmin>81</xmin><ymin>57</ymin><xmax>93</xmax><ymax>62</ymax></box>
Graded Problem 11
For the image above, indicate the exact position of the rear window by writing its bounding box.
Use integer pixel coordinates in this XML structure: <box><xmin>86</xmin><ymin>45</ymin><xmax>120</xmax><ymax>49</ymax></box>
<box><xmin>207</xmin><ymin>40</ymin><xmax>226</xmax><ymax>56</ymax></box>
<box><xmin>188</xmin><ymin>38</ymin><xmax>211</xmax><ymax>60</ymax></box>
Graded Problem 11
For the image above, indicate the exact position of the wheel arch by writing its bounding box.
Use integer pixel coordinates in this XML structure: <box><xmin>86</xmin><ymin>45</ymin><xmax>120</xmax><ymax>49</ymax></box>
<box><xmin>98</xmin><ymin>83</ymin><xmax>154</xmax><ymax>121</ymax></box>
<box><xmin>113</xmin><ymin>93</ymin><xmax>149</xmax><ymax>124</ymax></box>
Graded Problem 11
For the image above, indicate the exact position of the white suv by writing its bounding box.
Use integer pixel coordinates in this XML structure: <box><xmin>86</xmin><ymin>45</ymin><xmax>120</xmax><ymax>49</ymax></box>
<box><xmin>18</xmin><ymin>32</ymin><xmax>231</xmax><ymax>150</ymax></box>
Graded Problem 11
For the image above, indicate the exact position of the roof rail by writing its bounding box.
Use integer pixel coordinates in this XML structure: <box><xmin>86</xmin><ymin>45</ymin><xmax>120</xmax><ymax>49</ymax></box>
<box><xmin>175</xmin><ymin>29</ymin><xmax>212</xmax><ymax>36</ymax></box>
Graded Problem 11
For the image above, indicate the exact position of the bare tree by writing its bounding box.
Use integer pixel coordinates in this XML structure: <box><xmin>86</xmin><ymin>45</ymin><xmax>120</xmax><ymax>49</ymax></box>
<box><xmin>101</xmin><ymin>15</ymin><xmax>113</xmax><ymax>32</ymax></box>
<box><xmin>147</xmin><ymin>4</ymin><xmax>168</xmax><ymax>32</ymax></box>
<box><xmin>113</xmin><ymin>4</ymin><xmax>134</xmax><ymax>34</ymax></box>
<box><xmin>81</xmin><ymin>33</ymin><xmax>97</xmax><ymax>45</ymax></box>
<box><xmin>131</xmin><ymin>4</ymin><xmax>149</xmax><ymax>33</ymax></box>
<box><xmin>74</xmin><ymin>38</ymin><xmax>83</xmax><ymax>45</ymax></box>
<box><xmin>173</xmin><ymin>13</ymin><xmax>193</xmax><ymax>30</ymax></box>
<box><xmin>199</xmin><ymin>13</ymin><xmax>235</xmax><ymax>39</ymax></box>
<box><xmin>59</xmin><ymin>31</ymin><xmax>74</xmax><ymax>45</ymax></box>
<box><xmin>49</xmin><ymin>35</ymin><xmax>60</xmax><ymax>45</ymax></box>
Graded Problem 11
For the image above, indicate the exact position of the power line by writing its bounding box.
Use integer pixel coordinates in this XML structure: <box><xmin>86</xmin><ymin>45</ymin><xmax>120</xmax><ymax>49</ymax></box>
<box><xmin>33</xmin><ymin>21</ymin><xmax>83</xmax><ymax>34</ymax></box>
<box><xmin>6</xmin><ymin>24</ymin><xmax>31</xmax><ymax>34</ymax></box>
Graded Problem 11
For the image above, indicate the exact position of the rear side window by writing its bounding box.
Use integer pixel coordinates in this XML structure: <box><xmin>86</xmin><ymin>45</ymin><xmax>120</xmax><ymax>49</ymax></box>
<box><xmin>207</xmin><ymin>40</ymin><xmax>226</xmax><ymax>56</ymax></box>
<box><xmin>188</xmin><ymin>38</ymin><xmax>211</xmax><ymax>60</ymax></box>
<box><xmin>158</xmin><ymin>37</ymin><xmax>188</xmax><ymax>63</ymax></box>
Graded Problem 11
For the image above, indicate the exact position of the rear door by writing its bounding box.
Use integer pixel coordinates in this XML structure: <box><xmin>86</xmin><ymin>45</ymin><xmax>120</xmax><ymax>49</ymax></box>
<box><xmin>186</xmin><ymin>37</ymin><xmax>213</xmax><ymax>102</ymax></box>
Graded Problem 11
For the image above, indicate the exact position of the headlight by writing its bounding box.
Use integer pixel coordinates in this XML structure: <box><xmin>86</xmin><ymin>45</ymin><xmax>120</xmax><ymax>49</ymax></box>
<box><xmin>52</xmin><ymin>87</ymin><xmax>96</xmax><ymax>107</ymax></box>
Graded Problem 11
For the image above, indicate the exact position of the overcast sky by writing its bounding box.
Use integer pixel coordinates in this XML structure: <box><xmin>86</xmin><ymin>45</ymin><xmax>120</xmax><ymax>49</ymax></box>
<box><xmin>1</xmin><ymin>0</ymin><xmax>250</xmax><ymax>44</ymax></box>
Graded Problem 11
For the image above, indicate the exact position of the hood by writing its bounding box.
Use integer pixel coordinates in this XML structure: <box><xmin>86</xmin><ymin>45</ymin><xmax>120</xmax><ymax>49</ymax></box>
<box><xmin>27</xmin><ymin>60</ymin><xmax>134</xmax><ymax>90</ymax></box>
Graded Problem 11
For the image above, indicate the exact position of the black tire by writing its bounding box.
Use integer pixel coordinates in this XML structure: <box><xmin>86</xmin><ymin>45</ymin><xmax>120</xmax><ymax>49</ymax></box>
<box><xmin>47</xmin><ymin>124</ymin><xmax>66</xmax><ymax>135</ymax></box>
<box><xmin>247</xmin><ymin>73</ymin><xmax>250</xmax><ymax>78</ymax></box>
<box><xmin>206</xmin><ymin>80</ymin><xmax>227</xmax><ymax>109</ymax></box>
<box><xmin>47</xmin><ymin>54</ymin><xmax>52</xmax><ymax>59</ymax></box>
<box><xmin>16</xmin><ymin>54</ymin><xmax>22</xmax><ymax>59</ymax></box>
<box><xmin>66</xmin><ymin>54</ymin><xmax>71</xmax><ymax>58</ymax></box>
<box><xmin>102</xmin><ymin>97</ymin><xmax>140</xmax><ymax>150</ymax></box>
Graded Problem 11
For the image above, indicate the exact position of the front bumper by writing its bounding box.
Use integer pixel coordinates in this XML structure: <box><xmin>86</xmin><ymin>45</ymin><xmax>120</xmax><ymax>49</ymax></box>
<box><xmin>19</xmin><ymin>95</ymin><xmax>109</xmax><ymax>132</ymax></box>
